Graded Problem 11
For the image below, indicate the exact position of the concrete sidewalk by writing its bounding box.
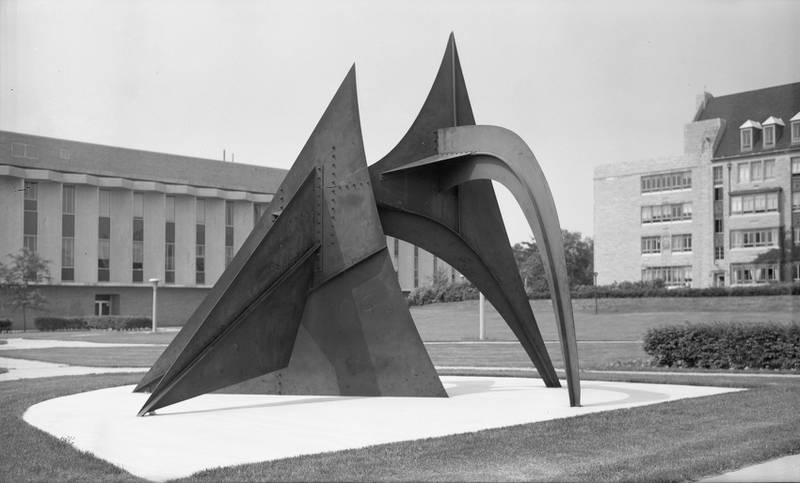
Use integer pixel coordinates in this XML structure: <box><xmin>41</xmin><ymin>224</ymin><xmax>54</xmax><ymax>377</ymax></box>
<box><xmin>0</xmin><ymin>356</ymin><xmax>145</xmax><ymax>381</ymax></box>
<box><xmin>699</xmin><ymin>453</ymin><xmax>800</xmax><ymax>482</ymax></box>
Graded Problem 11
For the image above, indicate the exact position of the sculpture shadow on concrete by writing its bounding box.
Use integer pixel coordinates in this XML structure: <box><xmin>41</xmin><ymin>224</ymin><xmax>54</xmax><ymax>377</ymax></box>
<box><xmin>135</xmin><ymin>34</ymin><xmax>580</xmax><ymax>416</ymax></box>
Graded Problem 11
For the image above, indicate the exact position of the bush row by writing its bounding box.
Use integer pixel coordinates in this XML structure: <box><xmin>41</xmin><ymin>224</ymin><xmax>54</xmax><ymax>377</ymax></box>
<box><xmin>34</xmin><ymin>316</ymin><xmax>152</xmax><ymax>331</ymax></box>
<box><xmin>0</xmin><ymin>319</ymin><xmax>11</xmax><ymax>332</ymax></box>
<box><xmin>407</xmin><ymin>282</ymin><xmax>479</xmax><ymax>306</ymax></box>
<box><xmin>643</xmin><ymin>322</ymin><xmax>800</xmax><ymax>370</ymax></box>
<box><xmin>529</xmin><ymin>281</ymin><xmax>800</xmax><ymax>299</ymax></box>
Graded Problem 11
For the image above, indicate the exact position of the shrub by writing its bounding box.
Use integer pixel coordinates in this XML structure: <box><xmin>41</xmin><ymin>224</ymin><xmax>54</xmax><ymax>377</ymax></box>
<box><xmin>528</xmin><ymin>281</ymin><xmax>799</xmax><ymax>300</ymax></box>
<box><xmin>34</xmin><ymin>316</ymin><xmax>152</xmax><ymax>331</ymax></box>
<box><xmin>34</xmin><ymin>317</ymin><xmax>87</xmax><ymax>331</ymax></box>
<box><xmin>643</xmin><ymin>322</ymin><xmax>800</xmax><ymax>370</ymax></box>
<box><xmin>0</xmin><ymin>319</ymin><xmax>11</xmax><ymax>332</ymax></box>
<box><xmin>407</xmin><ymin>281</ymin><xmax>479</xmax><ymax>306</ymax></box>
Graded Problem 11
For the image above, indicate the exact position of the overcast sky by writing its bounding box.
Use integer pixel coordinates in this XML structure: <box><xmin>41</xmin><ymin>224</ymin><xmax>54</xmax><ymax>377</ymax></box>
<box><xmin>2</xmin><ymin>0</ymin><xmax>799</xmax><ymax>243</ymax></box>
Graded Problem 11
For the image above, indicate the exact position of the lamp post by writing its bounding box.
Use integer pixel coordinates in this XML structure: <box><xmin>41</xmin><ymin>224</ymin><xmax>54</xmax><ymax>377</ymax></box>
<box><xmin>148</xmin><ymin>278</ymin><xmax>159</xmax><ymax>333</ymax></box>
<box><xmin>593</xmin><ymin>271</ymin><xmax>599</xmax><ymax>315</ymax></box>
<box><xmin>478</xmin><ymin>292</ymin><xmax>486</xmax><ymax>340</ymax></box>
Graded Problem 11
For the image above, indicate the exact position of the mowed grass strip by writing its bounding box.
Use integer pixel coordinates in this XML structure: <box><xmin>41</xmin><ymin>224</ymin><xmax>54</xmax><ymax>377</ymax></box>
<box><xmin>0</xmin><ymin>330</ymin><xmax>178</xmax><ymax>344</ymax></box>
<box><xmin>0</xmin><ymin>374</ymin><xmax>145</xmax><ymax>482</ymax></box>
<box><xmin>0</xmin><ymin>347</ymin><xmax>162</xmax><ymax>367</ymax></box>
<box><xmin>176</xmin><ymin>383</ymin><xmax>800</xmax><ymax>482</ymax></box>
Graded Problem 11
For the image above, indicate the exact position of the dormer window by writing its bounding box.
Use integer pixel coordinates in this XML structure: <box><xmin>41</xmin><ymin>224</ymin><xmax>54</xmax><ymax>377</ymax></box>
<box><xmin>739</xmin><ymin>120</ymin><xmax>761</xmax><ymax>152</ymax></box>
<box><xmin>762</xmin><ymin>116</ymin><xmax>784</xmax><ymax>149</ymax></box>
<box><xmin>791</xmin><ymin>112</ymin><xmax>800</xmax><ymax>145</ymax></box>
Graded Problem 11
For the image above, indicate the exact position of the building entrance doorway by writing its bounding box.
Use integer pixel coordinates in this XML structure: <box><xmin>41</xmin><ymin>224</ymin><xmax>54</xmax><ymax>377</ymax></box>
<box><xmin>713</xmin><ymin>272</ymin><xmax>725</xmax><ymax>287</ymax></box>
<box><xmin>94</xmin><ymin>294</ymin><xmax>112</xmax><ymax>315</ymax></box>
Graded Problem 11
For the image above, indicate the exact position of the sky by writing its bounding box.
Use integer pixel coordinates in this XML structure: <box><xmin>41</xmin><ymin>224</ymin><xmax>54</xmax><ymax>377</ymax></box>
<box><xmin>2</xmin><ymin>0</ymin><xmax>799</xmax><ymax>244</ymax></box>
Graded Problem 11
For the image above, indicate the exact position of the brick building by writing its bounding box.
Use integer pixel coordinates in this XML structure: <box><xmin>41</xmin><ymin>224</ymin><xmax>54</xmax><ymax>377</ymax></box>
<box><xmin>594</xmin><ymin>82</ymin><xmax>800</xmax><ymax>288</ymax></box>
<box><xmin>0</xmin><ymin>131</ymin><xmax>451</xmax><ymax>329</ymax></box>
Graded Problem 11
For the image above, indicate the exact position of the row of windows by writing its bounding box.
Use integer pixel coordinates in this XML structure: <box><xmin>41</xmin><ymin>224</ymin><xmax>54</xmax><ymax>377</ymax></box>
<box><xmin>640</xmin><ymin>171</ymin><xmax>691</xmax><ymax>193</ymax></box>
<box><xmin>729</xmin><ymin>228</ymin><xmax>779</xmax><ymax>249</ymax></box>
<box><xmin>740</xmin><ymin>117</ymin><xmax>800</xmax><ymax>152</ymax></box>
<box><xmin>640</xmin><ymin>234</ymin><xmax>692</xmax><ymax>254</ymax></box>
<box><xmin>736</xmin><ymin>159</ymin><xmax>775</xmax><ymax>184</ymax></box>
<box><xmin>730</xmin><ymin>192</ymin><xmax>779</xmax><ymax>215</ymax></box>
<box><xmin>731</xmin><ymin>263</ymin><xmax>779</xmax><ymax>285</ymax></box>
<box><xmin>641</xmin><ymin>266</ymin><xmax>692</xmax><ymax>287</ymax></box>
<box><xmin>641</xmin><ymin>203</ymin><xmax>692</xmax><ymax>224</ymax></box>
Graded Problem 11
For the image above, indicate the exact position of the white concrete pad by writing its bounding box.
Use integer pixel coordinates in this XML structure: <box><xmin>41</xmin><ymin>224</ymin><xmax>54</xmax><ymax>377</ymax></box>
<box><xmin>0</xmin><ymin>338</ymin><xmax>166</xmax><ymax>350</ymax></box>
<box><xmin>0</xmin><ymin>356</ymin><xmax>145</xmax><ymax>381</ymax></box>
<box><xmin>24</xmin><ymin>376</ymin><xmax>742</xmax><ymax>482</ymax></box>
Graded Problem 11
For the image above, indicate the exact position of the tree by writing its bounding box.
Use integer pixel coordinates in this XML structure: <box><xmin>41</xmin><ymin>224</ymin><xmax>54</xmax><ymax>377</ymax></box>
<box><xmin>0</xmin><ymin>249</ymin><xmax>51</xmax><ymax>331</ymax></box>
<box><xmin>512</xmin><ymin>230</ymin><xmax>594</xmax><ymax>293</ymax></box>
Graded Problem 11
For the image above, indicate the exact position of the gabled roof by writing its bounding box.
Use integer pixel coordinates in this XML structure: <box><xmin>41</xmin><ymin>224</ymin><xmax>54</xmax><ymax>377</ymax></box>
<box><xmin>696</xmin><ymin>82</ymin><xmax>800</xmax><ymax>158</ymax></box>
<box><xmin>762</xmin><ymin>116</ymin><xmax>785</xmax><ymax>126</ymax></box>
<box><xmin>739</xmin><ymin>119</ymin><xmax>762</xmax><ymax>129</ymax></box>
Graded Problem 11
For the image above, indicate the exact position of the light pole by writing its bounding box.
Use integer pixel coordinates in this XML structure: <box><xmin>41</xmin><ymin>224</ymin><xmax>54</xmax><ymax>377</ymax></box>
<box><xmin>478</xmin><ymin>292</ymin><xmax>486</xmax><ymax>340</ymax></box>
<box><xmin>148</xmin><ymin>278</ymin><xmax>160</xmax><ymax>333</ymax></box>
<box><xmin>593</xmin><ymin>271</ymin><xmax>599</xmax><ymax>315</ymax></box>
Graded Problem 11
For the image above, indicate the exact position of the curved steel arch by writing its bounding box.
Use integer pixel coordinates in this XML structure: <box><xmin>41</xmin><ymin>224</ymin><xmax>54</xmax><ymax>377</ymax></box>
<box><xmin>380</xmin><ymin>125</ymin><xmax>580</xmax><ymax>406</ymax></box>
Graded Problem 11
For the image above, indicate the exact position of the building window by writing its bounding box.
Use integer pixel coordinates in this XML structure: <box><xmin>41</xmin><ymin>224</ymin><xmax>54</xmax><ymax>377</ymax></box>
<box><xmin>393</xmin><ymin>238</ymin><xmax>400</xmax><ymax>273</ymax></box>
<box><xmin>792</xmin><ymin>157</ymin><xmax>800</xmax><ymax>175</ymax></box>
<box><xmin>165</xmin><ymin>196</ymin><xmax>175</xmax><ymax>284</ymax></box>
<box><xmin>641</xmin><ymin>236</ymin><xmax>661</xmax><ymax>254</ymax></box>
<box><xmin>740</xmin><ymin>128</ymin><xmax>752</xmax><ymax>151</ymax></box>
<box><xmin>714</xmin><ymin>245</ymin><xmax>724</xmax><ymax>261</ymax></box>
<box><xmin>712</xmin><ymin>166</ymin><xmax>723</xmax><ymax>186</ymax></box>
<box><xmin>413</xmin><ymin>245</ymin><xmax>419</xmax><ymax>288</ymax></box>
<box><xmin>225</xmin><ymin>201</ymin><xmax>234</xmax><ymax>268</ymax></box>
<box><xmin>714</xmin><ymin>219</ymin><xmax>723</xmax><ymax>233</ymax></box>
<box><xmin>641</xmin><ymin>202</ymin><xmax>692</xmax><ymax>224</ymax></box>
<box><xmin>737</xmin><ymin>162</ymin><xmax>749</xmax><ymax>183</ymax></box>
<box><xmin>750</xmin><ymin>160</ymin><xmax>762</xmax><ymax>181</ymax></box>
<box><xmin>196</xmin><ymin>199</ymin><xmax>206</xmax><ymax>285</ymax></box>
<box><xmin>763</xmin><ymin>159</ymin><xmax>775</xmax><ymax>179</ymax></box>
<box><xmin>731</xmin><ymin>263</ymin><xmax>779</xmax><ymax>285</ymax></box>
<box><xmin>794</xmin><ymin>262</ymin><xmax>800</xmax><ymax>281</ymax></box>
<box><xmin>793</xmin><ymin>227</ymin><xmax>800</xmax><ymax>246</ymax></box>
<box><xmin>641</xmin><ymin>266</ymin><xmax>692</xmax><ymax>287</ymax></box>
<box><xmin>792</xmin><ymin>118</ymin><xmax>800</xmax><ymax>144</ymax></box>
<box><xmin>738</xmin><ymin>159</ymin><xmax>775</xmax><ymax>183</ymax></box>
<box><xmin>730</xmin><ymin>228</ymin><xmax>779</xmax><ymax>249</ymax></box>
<box><xmin>94</xmin><ymin>294</ymin><xmax>112</xmax><ymax>316</ymax></box>
<box><xmin>23</xmin><ymin>181</ymin><xmax>38</xmax><ymax>253</ymax></box>
<box><xmin>730</xmin><ymin>192</ymin><xmax>778</xmax><ymax>215</ymax></box>
<box><xmin>12</xmin><ymin>142</ymin><xmax>38</xmax><ymax>159</ymax></box>
<box><xmin>640</xmin><ymin>171</ymin><xmax>691</xmax><ymax>193</ymax></box>
<box><xmin>253</xmin><ymin>202</ymin><xmax>268</xmax><ymax>225</ymax></box>
<box><xmin>61</xmin><ymin>185</ymin><xmax>75</xmax><ymax>281</ymax></box>
<box><xmin>98</xmin><ymin>189</ymin><xmax>111</xmax><ymax>282</ymax></box>
<box><xmin>671</xmin><ymin>234</ymin><xmax>692</xmax><ymax>252</ymax></box>
<box><xmin>132</xmin><ymin>193</ymin><xmax>144</xmax><ymax>283</ymax></box>
<box><xmin>762</xmin><ymin>125</ymin><xmax>775</xmax><ymax>149</ymax></box>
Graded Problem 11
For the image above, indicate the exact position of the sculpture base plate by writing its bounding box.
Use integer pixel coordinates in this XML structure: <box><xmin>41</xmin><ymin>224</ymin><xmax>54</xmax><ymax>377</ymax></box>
<box><xmin>24</xmin><ymin>376</ymin><xmax>741</xmax><ymax>482</ymax></box>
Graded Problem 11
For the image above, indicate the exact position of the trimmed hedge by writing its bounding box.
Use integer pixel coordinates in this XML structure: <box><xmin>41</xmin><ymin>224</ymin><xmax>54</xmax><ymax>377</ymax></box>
<box><xmin>0</xmin><ymin>319</ymin><xmax>11</xmax><ymax>333</ymax></box>
<box><xmin>34</xmin><ymin>316</ymin><xmax>152</xmax><ymax>331</ymax></box>
<box><xmin>644</xmin><ymin>322</ymin><xmax>800</xmax><ymax>370</ymax></box>
<box><xmin>529</xmin><ymin>281</ymin><xmax>800</xmax><ymax>300</ymax></box>
<box><xmin>407</xmin><ymin>282</ymin><xmax>479</xmax><ymax>306</ymax></box>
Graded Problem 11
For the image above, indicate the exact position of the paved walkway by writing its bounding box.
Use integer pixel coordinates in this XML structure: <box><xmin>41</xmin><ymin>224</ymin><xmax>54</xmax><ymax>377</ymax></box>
<box><xmin>699</xmin><ymin>453</ymin><xmax>800</xmax><ymax>482</ymax></box>
<box><xmin>0</xmin><ymin>337</ymin><xmax>167</xmax><ymax>350</ymax></box>
<box><xmin>0</xmin><ymin>356</ymin><xmax>145</xmax><ymax>381</ymax></box>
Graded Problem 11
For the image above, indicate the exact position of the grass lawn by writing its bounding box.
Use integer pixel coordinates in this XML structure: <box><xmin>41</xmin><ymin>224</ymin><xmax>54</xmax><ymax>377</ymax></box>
<box><xmin>2</xmin><ymin>372</ymin><xmax>799</xmax><ymax>482</ymax></box>
<box><xmin>0</xmin><ymin>330</ymin><xmax>177</xmax><ymax>344</ymax></box>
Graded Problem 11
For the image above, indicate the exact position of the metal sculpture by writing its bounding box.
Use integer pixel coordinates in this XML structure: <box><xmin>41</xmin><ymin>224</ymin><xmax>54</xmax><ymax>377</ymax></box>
<box><xmin>136</xmin><ymin>34</ymin><xmax>579</xmax><ymax>416</ymax></box>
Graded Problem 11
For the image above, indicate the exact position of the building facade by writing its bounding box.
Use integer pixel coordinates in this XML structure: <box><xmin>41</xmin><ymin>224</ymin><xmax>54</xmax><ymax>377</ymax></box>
<box><xmin>0</xmin><ymin>131</ymin><xmax>452</xmax><ymax>329</ymax></box>
<box><xmin>594</xmin><ymin>82</ymin><xmax>800</xmax><ymax>288</ymax></box>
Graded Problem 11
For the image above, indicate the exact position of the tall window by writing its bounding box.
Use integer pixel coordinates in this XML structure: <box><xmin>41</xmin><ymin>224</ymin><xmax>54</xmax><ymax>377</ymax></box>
<box><xmin>740</xmin><ymin>128</ymin><xmax>752</xmax><ymax>151</ymax></box>
<box><xmin>792</xmin><ymin>120</ymin><xmax>800</xmax><ymax>144</ymax></box>
<box><xmin>165</xmin><ymin>196</ymin><xmax>175</xmax><ymax>284</ymax></box>
<box><xmin>253</xmin><ymin>203</ymin><xmax>268</xmax><ymax>225</ymax></box>
<box><xmin>737</xmin><ymin>162</ymin><xmax>749</xmax><ymax>183</ymax></box>
<box><xmin>763</xmin><ymin>159</ymin><xmax>775</xmax><ymax>179</ymax></box>
<box><xmin>763</xmin><ymin>125</ymin><xmax>775</xmax><ymax>148</ymax></box>
<box><xmin>671</xmin><ymin>234</ymin><xmax>692</xmax><ymax>252</ymax></box>
<box><xmin>132</xmin><ymin>193</ymin><xmax>144</xmax><ymax>283</ymax></box>
<box><xmin>196</xmin><ymin>199</ymin><xmax>206</xmax><ymax>284</ymax></box>
<box><xmin>393</xmin><ymin>238</ymin><xmax>400</xmax><ymax>273</ymax></box>
<box><xmin>413</xmin><ymin>245</ymin><xmax>419</xmax><ymax>288</ymax></box>
<box><xmin>712</xmin><ymin>165</ymin><xmax>723</xmax><ymax>186</ymax></box>
<box><xmin>61</xmin><ymin>185</ymin><xmax>75</xmax><ymax>281</ymax></box>
<box><xmin>98</xmin><ymin>189</ymin><xmax>111</xmax><ymax>282</ymax></box>
<box><xmin>793</xmin><ymin>157</ymin><xmax>800</xmax><ymax>175</ymax></box>
<box><xmin>23</xmin><ymin>181</ymin><xmax>38</xmax><ymax>253</ymax></box>
<box><xmin>641</xmin><ymin>236</ymin><xmax>661</xmax><ymax>254</ymax></box>
<box><xmin>225</xmin><ymin>201</ymin><xmax>234</xmax><ymax>267</ymax></box>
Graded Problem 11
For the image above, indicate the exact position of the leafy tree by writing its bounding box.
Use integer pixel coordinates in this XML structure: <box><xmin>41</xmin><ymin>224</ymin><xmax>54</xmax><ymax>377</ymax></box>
<box><xmin>0</xmin><ymin>249</ymin><xmax>51</xmax><ymax>331</ymax></box>
<box><xmin>512</xmin><ymin>230</ymin><xmax>594</xmax><ymax>293</ymax></box>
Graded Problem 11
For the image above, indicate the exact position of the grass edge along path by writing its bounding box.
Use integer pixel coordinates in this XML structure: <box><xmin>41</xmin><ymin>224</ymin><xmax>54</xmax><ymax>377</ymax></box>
<box><xmin>3</xmin><ymin>374</ymin><xmax>799</xmax><ymax>482</ymax></box>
